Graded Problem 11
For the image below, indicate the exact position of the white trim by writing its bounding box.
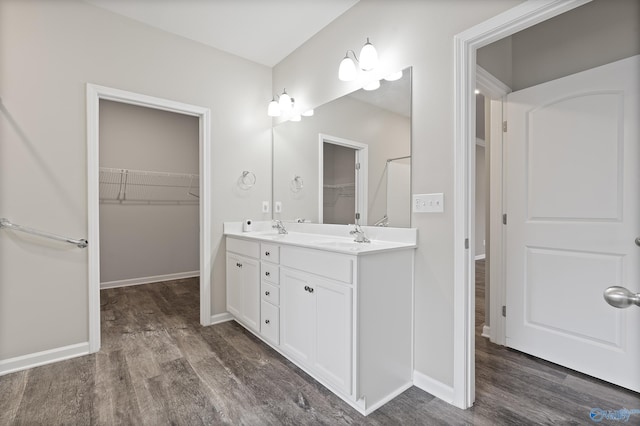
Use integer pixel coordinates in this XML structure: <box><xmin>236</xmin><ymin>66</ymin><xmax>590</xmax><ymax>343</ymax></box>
<box><xmin>474</xmin><ymin>254</ymin><xmax>486</xmax><ymax>261</ymax></box>
<box><xmin>481</xmin><ymin>325</ymin><xmax>491</xmax><ymax>339</ymax></box>
<box><xmin>210</xmin><ymin>312</ymin><xmax>234</xmax><ymax>325</ymax></box>
<box><xmin>87</xmin><ymin>84</ymin><xmax>213</xmax><ymax>355</ymax></box>
<box><xmin>452</xmin><ymin>0</ymin><xmax>592</xmax><ymax>409</ymax></box>
<box><xmin>362</xmin><ymin>382</ymin><xmax>413</xmax><ymax>415</ymax></box>
<box><xmin>318</xmin><ymin>134</ymin><xmax>369</xmax><ymax>225</ymax></box>
<box><xmin>476</xmin><ymin>65</ymin><xmax>512</xmax><ymax>98</ymax></box>
<box><xmin>0</xmin><ymin>342</ymin><xmax>89</xmax><ymax>376</ymax></box>
<box><xmin>475</xmin><ymin>137</ymin><xmax>486</xmax><ymax>148</ymax></box>
<box><xmin>100</xmin><ymin>271</ymin><xmax>199</xmax><ymax>289</ymax></box>
<box><xmin>489</xmin><ymin>98</ymin><xmax>507</xmax><ymax>346</ymax></box>
<box><xmin>413</xmin><ymin>370</ymin><xmax>455</xmax><ymax>404</ymax></box>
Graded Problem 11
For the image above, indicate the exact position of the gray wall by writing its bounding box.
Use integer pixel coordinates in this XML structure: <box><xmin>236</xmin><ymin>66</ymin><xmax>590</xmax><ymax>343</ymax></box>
<box><xmin>0</xmin><ymin>0</ymin><xmax>271</xmax><ymax>360</ymax></box>
<box><xmin>273</xmin><ymin>0</ymin><xmax>523</xmax><ymax>387</ymax></box>
<box><xmin>99</xmin><ymin>100</ymin><xmax>199</xmax><ymax>284</ymax></box>
<box><xmin>478</xmin><ymin>0</ymin><xmax>640</xmax><ymax>91</ymax></box>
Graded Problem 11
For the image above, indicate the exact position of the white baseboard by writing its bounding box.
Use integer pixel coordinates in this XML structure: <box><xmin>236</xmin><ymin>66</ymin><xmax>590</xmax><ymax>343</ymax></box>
<box><xmin>101</xmin><ymin>271</ymin><xmax>199</xmax><ymax>289</ymax></box>
<box><xmin>0</xmin><ymin>342</ymin><xmax>90</xmax><ymax>376</ymax></box>
<box><xmin>209</xmin><ymin>312</ymin><xmax>233</xmax><ymax>325</ymax></box>
<box><xmin>482</xmin><ymin>325</ymin><xmax>491</xmax><ymax>339</ymax></box>
<box><xmin>413</xmin><ymin>370</ymin><xmax>454</xmax><ymax>404</ymax></box>
<box><xmin>474</xmin><ymin>254</ymin><xmax>486</xmax><ymax>260</ymax></box>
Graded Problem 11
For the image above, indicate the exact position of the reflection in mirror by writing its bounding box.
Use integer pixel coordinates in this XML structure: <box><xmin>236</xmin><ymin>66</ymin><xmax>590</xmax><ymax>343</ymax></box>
<box><xmin>273</xmin><ymin>67</ymin><xmax>411</xmax><ymax>227</ymax></box>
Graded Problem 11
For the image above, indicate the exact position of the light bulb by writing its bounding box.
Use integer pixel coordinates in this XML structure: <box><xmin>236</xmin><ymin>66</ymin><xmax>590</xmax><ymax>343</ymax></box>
<box><xmin>363</xmin><ymin>80</ymin><xmax>380</xmax><ymax>91</ymax></box>
<box><xmin>302</xmin><ymin>109</ymin><xmax>314</xmax><ymax>117</ymax></box>
<box><xmin>359</xmin><ymin>38</ymin><xmax>378</xmax><ymax>71</ymax></box>
<box><xmin>267</xmin><ymin>98</ymin><xmax>281</xmax><ymax>117</ymax></box>
<box><xmin>338</xmin><ymin>55</ymin><xmax>357</xmax><ymax>81</ymax></box>
<box><xmin>279</xmin><ymin>89</ymin><xmax>292</xmax><ymax>112</ymax></box>
<box><xmin>384</xmin><ymin>70</ymin><xmax>403</xmax><ymax>81</ymax></box>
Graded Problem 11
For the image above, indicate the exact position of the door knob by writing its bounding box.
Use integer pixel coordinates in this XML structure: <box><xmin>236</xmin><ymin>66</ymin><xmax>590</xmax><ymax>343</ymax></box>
<box><xmin>603</xmin><ymin>286</ymin><xmax>640</xmax><ymax>309</ymax></box>
<box><xmin>635</xmin><ymin>237</ymin><xmax>640</xmax><ymax>247</ymax></box>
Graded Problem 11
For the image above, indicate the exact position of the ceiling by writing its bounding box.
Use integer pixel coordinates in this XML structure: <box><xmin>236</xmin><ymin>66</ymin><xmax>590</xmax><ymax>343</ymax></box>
<box><xmin>84</xmin><ymin>0</ymin><xmax>360</xmax><ymax>67</ymax></box>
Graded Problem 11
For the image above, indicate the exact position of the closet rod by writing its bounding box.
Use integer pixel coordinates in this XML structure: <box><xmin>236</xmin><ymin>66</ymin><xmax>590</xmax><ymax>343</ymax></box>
<box><xmin>0</xmin><ymin>218</ymin><xmax>88</xmax><ymax>248</ymax></box>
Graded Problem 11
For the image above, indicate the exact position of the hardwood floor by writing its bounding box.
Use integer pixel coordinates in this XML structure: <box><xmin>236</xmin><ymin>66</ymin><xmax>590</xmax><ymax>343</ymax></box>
<box><xmin>1</xmin><ymin>270</ymin><xmax>638</xmax><ymax>425</ymax></box>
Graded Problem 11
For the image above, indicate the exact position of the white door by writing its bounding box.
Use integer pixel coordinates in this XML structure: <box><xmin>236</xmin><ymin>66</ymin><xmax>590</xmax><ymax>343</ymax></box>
<box><xmin>505</xmin><ymin>55</ymin><xmax>639</xmax><ymax>392</ymax></box>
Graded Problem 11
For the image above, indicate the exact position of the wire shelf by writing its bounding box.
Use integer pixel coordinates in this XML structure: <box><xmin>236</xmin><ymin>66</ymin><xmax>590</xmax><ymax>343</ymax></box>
<box><xmin>99</xmin><ymin>168</ymin><xmax>199</xmax><ymax>203</ymax></box>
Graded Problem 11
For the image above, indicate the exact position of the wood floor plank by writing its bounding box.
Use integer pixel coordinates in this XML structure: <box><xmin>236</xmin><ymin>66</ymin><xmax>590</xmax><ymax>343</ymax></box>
<box><xmin>0</xmin><ymin>370</ymin><xmax>26</xmax><ymax>425</ymax></box>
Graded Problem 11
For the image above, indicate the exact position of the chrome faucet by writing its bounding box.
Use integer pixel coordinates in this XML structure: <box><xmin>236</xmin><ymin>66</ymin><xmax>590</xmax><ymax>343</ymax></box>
<box><xmin>272</xmin><ymin>219</ymin><xmax>288</xmax><ymax>234</ymax></box>
<box><xmin>350</xmin><ymin>223</ymin><xmax>370</xmax><ymax>243</ymax></box>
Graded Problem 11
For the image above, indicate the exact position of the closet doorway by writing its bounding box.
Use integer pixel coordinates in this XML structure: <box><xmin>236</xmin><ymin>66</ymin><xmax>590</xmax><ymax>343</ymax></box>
<box><xmin>87</xmin><ymin>85</ymin><xmax>212</xmax><ymax>353</ymax></box>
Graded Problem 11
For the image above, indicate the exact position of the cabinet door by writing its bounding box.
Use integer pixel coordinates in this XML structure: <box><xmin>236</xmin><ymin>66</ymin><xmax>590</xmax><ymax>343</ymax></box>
<box><xmin>313</xmin><ymin>277</ymin><xmax>352</xmax><ymax>395</ymax></box>
<box><xmin>281</xmin><ymin>269</ymin><xmax>315</xmax><ymax>366</ymax></box>
<box><xmin>226</xmin><ymin>253</ymin><xmax>243</xmax><ymax>318</ymax></box>
<box><xmin>240</xmin><ymin>256</ymin><xmax>260</xmax><ymax>332</ymax></box>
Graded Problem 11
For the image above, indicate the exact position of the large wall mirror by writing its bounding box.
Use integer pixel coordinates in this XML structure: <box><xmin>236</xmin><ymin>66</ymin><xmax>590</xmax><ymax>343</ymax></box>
<box><xmin>273</xmin><ymin>67</ymin><xmax>412</xmax><ymax>227</ymax></box>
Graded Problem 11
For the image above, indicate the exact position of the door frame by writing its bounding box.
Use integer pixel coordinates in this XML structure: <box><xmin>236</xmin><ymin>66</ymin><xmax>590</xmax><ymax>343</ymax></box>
<box><xmin>318</xmin><ymin>133</ymin><xmax>369</xmax><ymax>225</ymax></box>
<box><xmin>452</xmin><ymin>0</ymin><xmax>591</xmax><ymax>409</ymax></box>
<box><xmin>86</xmin><ymin>84</ymin><xmax>212</xmax><ymax>353</ymax></box>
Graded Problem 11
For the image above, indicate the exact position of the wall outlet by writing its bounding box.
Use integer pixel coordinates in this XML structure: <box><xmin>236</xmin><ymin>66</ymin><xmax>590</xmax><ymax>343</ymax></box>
<box><xmin>262</xmin><ymin>201</ymin><xmax>270</xmax><ymax>213</ymax></box>
<box><xmin>275</xmin><ymin>201</ymin><xmax>282</xmax><ymax>213</ymax></box>
<box><xmin>413</xmin><ymin>193</ymin><xmax>444</xmax><ymax>213</ymax></box>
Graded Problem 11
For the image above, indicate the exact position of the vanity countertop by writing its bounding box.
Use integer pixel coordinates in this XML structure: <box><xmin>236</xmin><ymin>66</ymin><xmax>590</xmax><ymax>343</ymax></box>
<box><xmin>224</xmin><ymin>222</ymin><xmax>417</xmax><ymax>255</ymax></box>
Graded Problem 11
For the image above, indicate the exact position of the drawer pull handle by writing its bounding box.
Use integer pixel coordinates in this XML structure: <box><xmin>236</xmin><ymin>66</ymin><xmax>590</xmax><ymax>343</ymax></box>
<box><xmin>265</xmin><ymin>291</ymin><xmax>270</xmax><ymax>296</ymax></box>
<box><xmin>236</xmin><ymin>263</ymin><xmax>242</xmax><ymax>268</ymax></box>
<box><xmin>265</xmin><ymin>319</ymin><xmax>270</xmax><ymax>324</ymax></box>
<box><xmin>265</xmin><ymin>272</ymin><xmax>271</xmax><ymax>276</ymax></box>
<box><xmin>265</xmin><ymin>251</ymin><xmax>270</xmax><ymax>256</ymax></box>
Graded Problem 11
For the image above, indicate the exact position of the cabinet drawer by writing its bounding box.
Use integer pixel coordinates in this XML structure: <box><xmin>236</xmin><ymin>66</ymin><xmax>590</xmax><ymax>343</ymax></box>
<box><xmin>281</xmin><ymin>246</ymin><xmax>354</xmax><ymax>284</ymax></box>
<box><xmin>261</xmin><ymin>243</ymin><xmax>280</xmax><ymax>263</ymax></box>
<box><xmin>227</xmin><ymin>237</ymin><xmax>259</xmax><ymax>258</ymax></box>
<box><xmin>261</xmin><ymin>281</ymin><xmax>280</xmax><ymax>305</ymax></box>
<box><xmin>261</xmin><ymin>263</ymin><xmax>280</xmax><ymax>284</ymax></box>
<box><xmin>260</xmin><ymin>300</ymin><xmax>279</xmax><ymax>345</ymax></box>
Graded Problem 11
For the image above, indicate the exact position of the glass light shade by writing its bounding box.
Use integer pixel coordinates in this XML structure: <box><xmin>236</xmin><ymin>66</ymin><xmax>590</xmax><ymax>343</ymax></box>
<box><xmin>338</xmin><ymin>56</ymin><xmax>357</xmax><ymax>81</ymax></box>
<box><xmin>363</xmin><ymin>80</ymin><xmax>380</xmax><ymax>91</ymax></box>
<box><xmin>359</xmin><ymin>38</ymin><xmax>378</xmax><ymax>71</ymax></box>
<box><xmin>290</xmin><ymin>113</ymin><xmax>302</xmax><ymax>122</ymax></box>
<box><xmin>384</xmin><ymin>70</ymin><xmax>403</xmax><ymax>81</ymax></box>
<box><xmin>267</xmin><ymin>99</ymin><xmax>281</xmax><ymax>117</ymax></box>
<box><xmin>279</xmin><ymin>90</ymin><xmax>292</xmax><ymax>112</ymax></box>
<box><xmin>302</xmin><ymin>109</ymin><xmax>314</xmax><ymax>117</ymax></box>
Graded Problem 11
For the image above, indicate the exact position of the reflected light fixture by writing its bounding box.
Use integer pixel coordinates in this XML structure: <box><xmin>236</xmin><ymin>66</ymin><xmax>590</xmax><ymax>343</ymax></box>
<box><xmin>267</xmin><ymin>97</ymin><xmax>281</xmax><ymax>117</ymax></box>
<box><xmin>338</xmin><ymin>37</ymin><xmax>379</xmax><ymax>82</ymax></box>
<box><xmin>302</xmin><ymin>109</ymin><xmax>314</xmax><ymax>117</ymax></box>
<box><xmin>363</xmin><ymin>80</ymin><xmax>380</xmax><ymax>91</ymax></box>
<box><xmin>384</xmin><ymin>70</ymin><xmax>403</xmax><ymax>82</ymax></box>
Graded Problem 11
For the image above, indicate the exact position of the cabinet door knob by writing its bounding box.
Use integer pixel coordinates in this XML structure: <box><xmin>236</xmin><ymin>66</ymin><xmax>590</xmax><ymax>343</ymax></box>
<box><xmin>265</xmin><ymin>251</ymin><xmax>270</xmax><ymax>256</ymax></box>
<box><xmin>265</xmin><ymin>291</ymin><xmax>270</xmax><ymax>296</ymax></box>
<box><xmin>304</xmin><ymin>285</ymin><xmax>309</xmax><ymax>291</ymax></box>
<box><xmin>308</xmin><ymin>287</ymin><xmax>314</xmax><ymax>293</ymax></box>
<box><xmin>265</xmin><ymin>319</ymin><xmax>270</xmax><ymax>324</ymax></box>
<box><xmin>265</xmin><ymin>272</ymin><xmax>271</xmax><ymax>276</ymax></box>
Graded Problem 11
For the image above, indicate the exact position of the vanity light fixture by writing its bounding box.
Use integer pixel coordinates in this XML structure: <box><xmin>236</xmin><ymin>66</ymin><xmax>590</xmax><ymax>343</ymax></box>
<box><xmin>290</xmin><ymin>113</ymin><xmax>302</xmax><ymax>122</ymax></box>
<box><xmin>338</xmin><ymin>37</ymin><xmax>379</xmax><ymax>82</ymax></box>
<box><xmin>301</xmin><ymin>109</ymin><xmax>314</xmax><ymax>117</ymax></box>
<box><xmin>267</xmin><ymin>88</ymin><xmax>296</xmax><ymax>117</ymax></box>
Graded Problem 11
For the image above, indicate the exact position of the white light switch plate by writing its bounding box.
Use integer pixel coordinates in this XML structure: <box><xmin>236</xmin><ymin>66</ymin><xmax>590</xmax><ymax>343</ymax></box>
<box><xmin>275</xmin><ymin>201</ymin><xmax>282</xmax><ymax>213</ymax></box>
<box><xmin>262</xmin><ymin>201</ymin><xmax>270</xmax><ymax>213</ymax></box>
<box><xmin>413</xmin><ymin>193</ymin><xmax>444</xmax><ymax>213</ymax></box>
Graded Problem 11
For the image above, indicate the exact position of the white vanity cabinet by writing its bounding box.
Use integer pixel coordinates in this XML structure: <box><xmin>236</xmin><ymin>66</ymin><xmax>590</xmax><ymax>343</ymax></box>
<box><xmin>225</xmin><ymin>232</ymin><xmax>414</xmax><ymax>416</ymax></box>
<box><xmin>280</xmin><ymin>266</ymin><xmax>353</xmax><ymax>395</ymax></box>
<box><xmin>226</xmin><ymin>238</ymin><xmax>260</xmax><ymax>332</ymax></box>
